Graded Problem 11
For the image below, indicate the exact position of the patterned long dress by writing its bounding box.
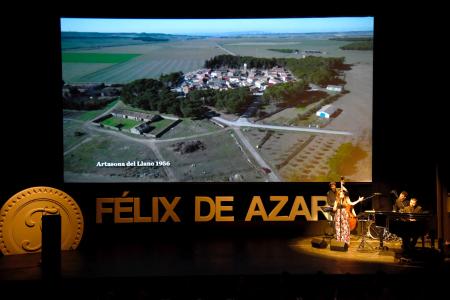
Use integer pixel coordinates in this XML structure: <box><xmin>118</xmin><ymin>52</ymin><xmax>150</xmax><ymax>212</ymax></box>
<box><xmin>334</xmin><ymin>207</ymin><xmax>350</xmax><ymax>245</ymax></box>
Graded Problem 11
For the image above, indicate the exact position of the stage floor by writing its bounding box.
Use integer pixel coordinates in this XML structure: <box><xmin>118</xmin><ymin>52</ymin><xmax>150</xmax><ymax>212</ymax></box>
<box><xmin>0</xmin><ymin>234</ymin><xmax>447</xmax><ymax>281</ymax></box>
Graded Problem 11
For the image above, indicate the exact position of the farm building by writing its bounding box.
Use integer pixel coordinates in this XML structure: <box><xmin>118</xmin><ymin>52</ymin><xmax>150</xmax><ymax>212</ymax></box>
<box><xmin>316</xmin><ymin>104</ymin><xmax>338</xmax><ymax>119</ymax></box>
<box><xmin>111</xmin><ymin>109</ymin><xmax>162</xmax><ymax>122</ymax></box>
<box><xmin>326</xmin><ymin>85</ymin><xmax>343</xmax><ymax>92</ymax></box>
<box><xmin>131</xmin><ymin>122</ymin><xmax>153</xmax><ymax>135</ymax></box>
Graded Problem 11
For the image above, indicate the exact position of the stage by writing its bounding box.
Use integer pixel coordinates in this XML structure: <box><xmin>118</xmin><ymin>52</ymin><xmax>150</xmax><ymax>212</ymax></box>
<box><xmin>0</xmin><ymin>232</ymin><xmax>448</xmax><ymax>299</ymax></box>
<box><xmin>0</xmin><ymin>235</ymin><xmax>437</xmax><ymax>280</ymax></box>
<box><xmin>0</xmin><ymin>233</ymin><xmax>446</xmax><ymax>278</ymax></box>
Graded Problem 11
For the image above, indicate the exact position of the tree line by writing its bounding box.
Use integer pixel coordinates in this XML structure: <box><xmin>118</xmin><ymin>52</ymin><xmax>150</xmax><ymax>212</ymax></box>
<box><xmin>121</xmin><ymin>78</ymin><xmax>182</xmax><ymax>115</ymax></box>
<box><xmin>340</xmin><ymin>41</ymin><xmax>373</xmax><ymax>50</ymax></box>
<box><xmin>262</xmin><ymin>80</ymin><xmax>309</xmax><ymax>104</ymax></box>
<box><xmin>181</xmin><ymin>88</ymin><xmax>252</xmax><ymax>116</ymax></box>
<box><xmin>204</xmin><ymin>54</ymin><xmax>349</xmax><ymax>86</ymax></box>
<box><xmin>205</xmin><ymin>55</ymin><xmax>279</xmax><ymax>69</ymax></box>
<box><xmin>204</xmin><ymin>55</ymin><xmax>349</xmax><ymax>105</ymax></box>
<box><xmin>119</xmin><ymin>54</ymin><xmax>350</xmax><ymax>119</ymax></box>
<box><xmin>121</xmin><ymin>73</ymin><xmax>252</xmax><ymax>118</ymax></box>
<box><xmin>262</xmin><ymin>56</ymin><xmax>348</xmax><ymax>106</ymax></box>
<box><xmin>329</xmin><ymin>37</ymin><xmax>373</xmax><ymax>50</ymax></box>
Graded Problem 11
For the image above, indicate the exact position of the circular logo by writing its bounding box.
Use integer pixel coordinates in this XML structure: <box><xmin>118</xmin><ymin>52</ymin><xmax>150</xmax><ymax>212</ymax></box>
<box><xmin>0</xmin><ymin>187</ymin><xmax>83</xmax><ymax>255</ymax></box>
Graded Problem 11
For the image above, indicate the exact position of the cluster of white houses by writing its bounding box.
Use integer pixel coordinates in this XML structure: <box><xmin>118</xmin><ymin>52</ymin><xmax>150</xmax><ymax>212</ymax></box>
<box><xmin>89</xmin><ymin>64</ymin><xmax>345</xmax><ymax>138</ymax></box>
<box><xmin>174</xmin><ymin>66</ymin><xmax>295</xmax><ymax>95</ymax></box>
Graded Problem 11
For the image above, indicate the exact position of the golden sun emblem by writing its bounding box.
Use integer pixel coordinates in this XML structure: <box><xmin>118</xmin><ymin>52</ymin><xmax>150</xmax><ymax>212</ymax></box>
<box><xmin>0</xmin><ymin>187</ymin><xmax>83</xmax><ymax>255</ymax></box>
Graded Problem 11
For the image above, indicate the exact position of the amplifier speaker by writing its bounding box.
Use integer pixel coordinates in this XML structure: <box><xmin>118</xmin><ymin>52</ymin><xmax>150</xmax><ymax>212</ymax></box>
<box><xmin>311</xmin><ymin>237</ymin><xmax>328</xmax><ymax>249</ymax></box>
<box><xmin>330</xmin><ymin>239</ymin><xmax>348</xmax><ymax>251</ymax></box>
<box><xmin>41</xmin><ymin>214</ymin><xmax>61</xmax><ymax>275</ymax></box>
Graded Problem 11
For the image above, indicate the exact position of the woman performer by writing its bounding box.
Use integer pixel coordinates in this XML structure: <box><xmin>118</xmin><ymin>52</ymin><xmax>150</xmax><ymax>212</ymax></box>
<box><xmin>333</xmin><ymin>179</ymin><xmax>364</xmax><ymax>246</ymax></box>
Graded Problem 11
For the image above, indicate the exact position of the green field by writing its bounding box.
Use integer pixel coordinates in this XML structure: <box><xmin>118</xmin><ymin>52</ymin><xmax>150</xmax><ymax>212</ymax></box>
<box><xmin>101</xmin><ymin>116</ymin><xmax>141</xmax><ymax>129</ymax></box>
<box><xmin>64</xmin><ymin>132</ymin><xmax>167</xmax><ymax>180</ymax></box>
<box><xmin>62</xmin><ymin>63</ymin><xmax>114</xmax><ymax>82</ymax></box>
<box><xmin>151</xmin><ymin>119</ymin><xmax>175</xmax><ymax>131</ymax></box>
<box><xmin>62</xmin><ymin>53</ymin><xmax>141</xmax><ymax>63</ymax></box>
<box><xmin>62</xmin><ymin>38</ymin><xmax>146</xmax><ymax>50</ymax></box>
<box><xmin>161</xmin><ymin>118</ymin><xmax>222</xmax><ymax>139</ymax></box>
<box><xmin>220</xmin><ymin>37</ymin><xmax>372</xmax><ymax>64</ymax></box>
<box><xmin>62</xmin><ymin>37</ymin><xmax>372</xmax><ymax>84</ymax></box>
<box><xmin>72</xmin><ymin>100</ymin><xmax>119</xmax><ymax>121</ymax></box>
<box><xmin>63</xmin><ymin>119</ymin><xmax>88</xmax><ymax>151</ymax></box>
<box><xmin>158</xmin><ymin>130</ymin><xmax>263</xmax><ymax>181</ymax></box>
<box><xmin>120</xmin><ymin>104</ymin><xmax>161</xmax><ymax>115</ymax></box>
<box><xmin>62</xmin><ymin>40</ymin><xmax>226</xmax><ymax>83</ymax></box>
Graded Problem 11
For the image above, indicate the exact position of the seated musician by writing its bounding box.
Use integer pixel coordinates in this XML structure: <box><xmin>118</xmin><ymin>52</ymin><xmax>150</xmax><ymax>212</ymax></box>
<box><xmin>403</xmin><ymin>197</ymin><xmax>423</xmax><ymax>214</ymax></box>
<box><xmin>393</xmin><ymin>191</ymin><xmax>408</xmax><ymax>212</ymax></box>
<box><xmin>400</xmin><ymin>198</ymin><xmax>423</xmax><ymax>253</ymax></box>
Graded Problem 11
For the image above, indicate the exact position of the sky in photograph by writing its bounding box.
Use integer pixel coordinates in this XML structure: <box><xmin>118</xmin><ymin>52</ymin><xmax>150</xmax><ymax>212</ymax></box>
<box><xmin>61</xmin><ymin>17</ymin><xmax>374</xmax><ymax>35</ymax></box>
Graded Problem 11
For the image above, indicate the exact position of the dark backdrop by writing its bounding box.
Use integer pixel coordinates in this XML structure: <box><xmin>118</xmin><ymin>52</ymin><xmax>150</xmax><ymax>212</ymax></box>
<box><xmin>1</xmin><ymin>5</ymin><xmax>447</xmax><ymax>241</ymax></box>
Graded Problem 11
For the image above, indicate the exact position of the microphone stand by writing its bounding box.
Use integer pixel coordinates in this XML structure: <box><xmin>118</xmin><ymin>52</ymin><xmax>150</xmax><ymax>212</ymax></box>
<box><xmin>356</xmin><ymin>194</ymin><xmax>378</xmax><ymax>251</ymax></box>
<box><xmin>357</xmin><ymin>218</ymin><xmax>374</xmax><ymax>251</ymax></box>
<box><xmin>365</xmin><ymin>193</ymin><xmax>389</xmax><ymax>252</ymax></box>
<box><xmin>361</xmin><ymin>194</ymin><xmax>380</xmax><ymax>202</ymax></box>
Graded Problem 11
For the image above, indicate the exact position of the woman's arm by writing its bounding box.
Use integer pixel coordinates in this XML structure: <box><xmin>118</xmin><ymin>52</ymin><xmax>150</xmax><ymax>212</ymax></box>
<box><xmin>333</xmin><ymin>198</ymin><xmax>338</xmax><ymax>211</ymax></box>
<box><xmin>347</xmin><ymin>196</ymin><xmax>364</xmax><ymax>206</ymax></box>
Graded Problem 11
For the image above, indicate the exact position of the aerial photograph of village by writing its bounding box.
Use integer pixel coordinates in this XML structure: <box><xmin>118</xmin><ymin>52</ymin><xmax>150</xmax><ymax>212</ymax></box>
<box><xmin>62</xmin><ymin>17</ymin><xmax>373</xmax><ymax>182</ymax></box>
